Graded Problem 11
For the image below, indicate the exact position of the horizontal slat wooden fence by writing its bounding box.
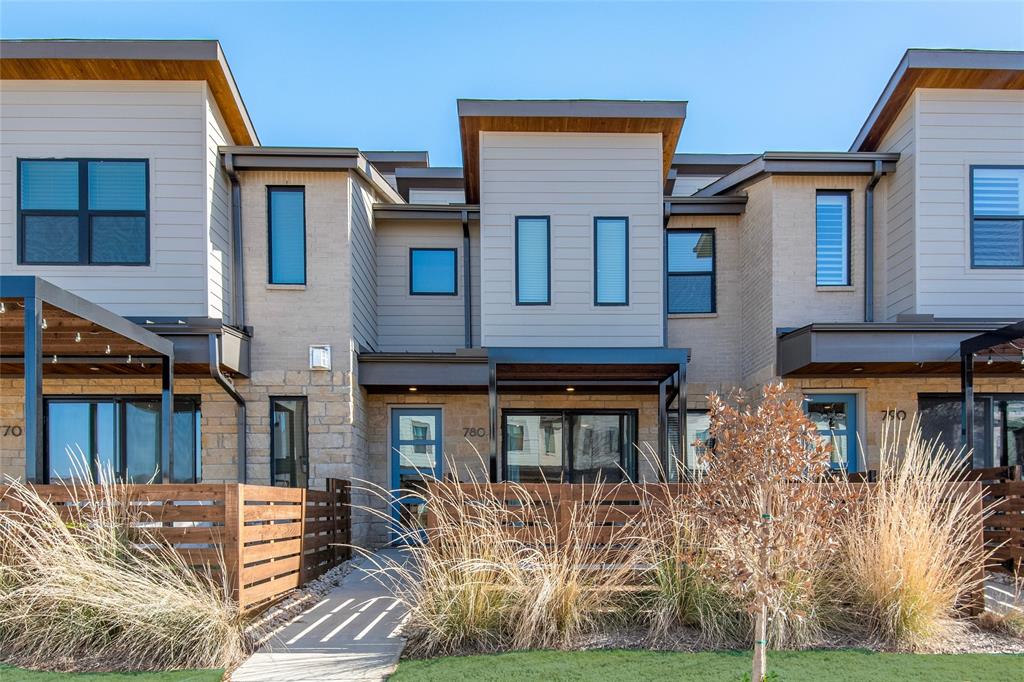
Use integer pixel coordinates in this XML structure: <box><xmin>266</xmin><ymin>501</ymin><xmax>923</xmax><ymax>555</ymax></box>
<box><xmin>0</xmin><ymin>479</ymin><xmax>351</xmax><ymax>613</ymax></box>
<box><xmin>977</xmin><ymin>465</ymin><xmax>1023</xmax><ymax>575</ymax></box>
<box><xmin>426</xmin><ymin>479</ymin><xmax>987</xmax><ymax>613</ymax></box>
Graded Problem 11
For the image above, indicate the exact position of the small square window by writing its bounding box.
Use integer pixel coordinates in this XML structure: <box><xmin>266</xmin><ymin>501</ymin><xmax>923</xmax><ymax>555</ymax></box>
<box><xmin>410</xmin><ymin>248</ymin><xmax>457</xmax><ymax>295</ymax></box>
<box><xmin>23</xmin><ymin>215</ymin><xmax>80</xmax><ymax>263</ymax></box>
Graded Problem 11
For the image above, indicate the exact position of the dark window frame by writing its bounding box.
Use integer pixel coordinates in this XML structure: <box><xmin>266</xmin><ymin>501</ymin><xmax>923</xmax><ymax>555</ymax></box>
<box><xmin>17</xmin><ymin>158</ymin><xmax>151</xmax><ymax>266</ymax></box>
<box><xmin>666</xmin><ymin>228</ymin><xmax>716</xmax><ymax>314</ymax></box>
<box><xmin>919</xmin><ymin>392</ymin><xmax>1024</xmax><ymax>468</ymax></box>
<box><xmin>515</xmin><ymin>215</ymin><xmax>551</xmax><ymax>306</ymax></box>
<box><xmin>267</xmin><ymin>186</ymin><xmax>308</xmax><ymax>285</ymax></box>
<box><xmin>593</xmin><ymin>216</ymin><xmax>630</xmax><ymax>306</ymax></box>
<box><xmin>815</xmin><ymin>190</ymin><xmax>852</xmax><ymax>286</ymax></box>
<box><xmin>408</xmin><ymin>247</ymin><xmax>459</xmax><ymax>296</ymax></box>
<box><xmin>969</xmin><ymin>165</ymin><xmax>1024</xmax><ymax>269</ymax></box>
<box><xmin>270</xmin><ymin>396</ymin><xmax>310</xmax><ymax>488</ymax></box>
<box><xmin>42</xmin><ymin>395</ymin><xmax>201</xmax><ymax>484</ymax></box>
<box><xmin>501</xmin><ymin>408</ymin><xmax>638</xmax><ymax>483</ymax></box>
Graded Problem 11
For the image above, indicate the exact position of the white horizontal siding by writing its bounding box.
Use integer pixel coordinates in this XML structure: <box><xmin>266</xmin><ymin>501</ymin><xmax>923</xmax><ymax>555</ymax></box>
<box><xmin>376</xmin><ymin>219</ymin><xmax>471</xmax><ymax>352</ymax></box>
<box><xmin>0</xmin><ymin>80</ymin><xmax>210</xmax><ymax>317</ymax></box>
<box><xmin>350</xmin><ymin>177</ymin><xmax>378</xmax><ymax>350</ymax></box>
<box><xmin>879</xmin><ymin>92</ymin><xmax>917</xmax><ymax>320</ymax></box>
<box><xmin>914</xmin><ymin>89</ymin><xmax>1024</xmax><ymax>319</ymax></box>
<box><xmin>407</xmin><ymin>188</ymin><xmax>466</xmax><ymax>205</ymax></box>
<box><xmin>205</xmin><ymin>87</ymin><xmax>232</xmax><ymax>322</ymax></box>
<box><xmin>479</xmin><ymin>132</ymin><xmax>664</xmax><ymax>347</ymax></box>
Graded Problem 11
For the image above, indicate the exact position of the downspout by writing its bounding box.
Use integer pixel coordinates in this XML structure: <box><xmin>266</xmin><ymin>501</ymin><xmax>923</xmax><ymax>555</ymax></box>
<box><xmin>224</xmin><ymin>153</ymin><xmax>245</xmax><ymax>329</ymax></box>
<box><xmin>209</xmin><ymin>334</ymin><xmax>247</xmax><ymax>483</ymax></box>
<box><xmin>864</xmin><ymin>160</ymin><xmax>883</xmax><ymax>322</ymax></box>
<box><xmin>663</xmin><ymin>201</ymin><xmax>671</xmax><ymax>347</ymax></box>
<box><xmin>462</xmin><ymin>209</ymin><xmax>472</xmax><ymax>348</ymax></box>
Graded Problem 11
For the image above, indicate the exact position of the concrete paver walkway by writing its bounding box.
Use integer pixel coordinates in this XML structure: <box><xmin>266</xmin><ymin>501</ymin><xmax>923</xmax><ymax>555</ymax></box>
<box><xmin>234</xmin><ymin>549</ymin><xmax>409</xmax><ymax>682</ymax></box>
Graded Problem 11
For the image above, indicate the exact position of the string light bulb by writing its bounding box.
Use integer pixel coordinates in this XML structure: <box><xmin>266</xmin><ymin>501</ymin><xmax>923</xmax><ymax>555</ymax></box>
<box><xmin>41</xmin><ymin>318</ymin><xmax>47</xmax><ymax>330</ymax></box>
<box><xmin>0</xmin><ymin>302</ymin><xmax>5</xmax><ymax>314</ymax></box>
<box><xmin>51</xmin><ymin>355</ymin><xmax>57</xmax><ymax>364</ymax></box>
<box><xmin>105</xmin><ymin>345</ymin><xmax>111</xmax><ymax>355</ymax></box>
<box><xmin>987</xmin><ymin>355</ymin><xmax>994</xmax><ymax>366</ymax></box>
<box><xmin>74</xmin><ymin>332</ymin><xmax>82</xmax><ymax>343</ymax></box>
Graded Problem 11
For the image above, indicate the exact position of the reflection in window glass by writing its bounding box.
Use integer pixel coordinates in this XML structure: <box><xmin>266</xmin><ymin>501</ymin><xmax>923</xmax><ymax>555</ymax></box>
<box><xmin>125</xmin><ymin>401</ymin><xmax>161</xmax><ymax>484</ymax></box>
<box><xmin>272</xmin><ymin>397</ymin><xmax>308</xmax><ymax>488</ymax></box>
<box><xmin>506</xmin><ymin>415</ymin><xmax>564</xmax><ymax>482</ymax></box>
<box><xmin>667</xmin><ymin>410</ymin><xmax>711</xmax><ymax>480</ymax></box>
<box><xmin>666</xmin><ymin>230</ymin><xmax>714</xmax><ymax>313</ymax></box>
<box><xmin>919</xmin><ymin>396</ymin><xmax>989</xmax><ymax>468</ymax></box>
<box><xmin>410</xmin><ymin>249</ymin><xmax>457</xmax><ymax>295</ymax></box>
<box><xmin>1005</xmin><ymin>401</ymin><xmax>1024</xmax><ymax>467</ymax></box>
<box><xmin>573</xmin><ymin>414</ymin><xmax>623</xmax><ymax>482</ymax></box>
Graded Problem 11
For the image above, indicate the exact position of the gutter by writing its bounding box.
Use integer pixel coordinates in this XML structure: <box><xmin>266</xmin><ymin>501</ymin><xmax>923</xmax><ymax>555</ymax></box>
<box><xmin>209</xmin><ymin>334</ymin><xmax>247</xmax><ymax>483</ymax></box>
<box><xmin>223</xmin><ymin>153</ymin><xmax>245</xmax><ymax>329</ymax></box>
<box><xmin>864</xmin><ymin>160</ymin><xmax>883</xmax><ymax>322</ymax></box>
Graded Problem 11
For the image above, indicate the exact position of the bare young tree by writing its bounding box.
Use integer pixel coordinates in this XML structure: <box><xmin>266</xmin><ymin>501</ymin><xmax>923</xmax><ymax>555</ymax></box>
<box><xmin>695</xmin><ymin>382</ymin><xmax>844</xmax><ymax>681</ymax></box>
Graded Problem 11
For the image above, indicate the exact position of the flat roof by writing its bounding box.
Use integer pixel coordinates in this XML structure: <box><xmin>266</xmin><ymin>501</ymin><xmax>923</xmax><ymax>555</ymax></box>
<box><xmin>363</xmin><ymin>151</ymin><xmax>430</xmax><ymax>174</ymax></box>
<box><xmin>695</xmin><ymin>152</ymin><xmax>900</xmax><ymax>197</ymax></box>
<box><xmin>220</xmin><ymin>146</ymin><xmax>403</xmax><ymax>203</ymax></box>
<box><xmin>672</xmin><ymin>153</ymin><xmax>759</xmax><ymax>175</ymax></box>
<box><xmin>394</xmin><ymin>167</ymin><xmax>465</xmax><ymax>202</ymax></box>
<box><xmin>0</xmin><ymin>39</ymin><xmax>258</xmax><ymax>145</ymax></box>
<box><xmin>852</xmin><ymin>48</ymin><xmax>1024</xmax><ymax>151</ymax></box>
<box><xmin>458</xmin><ymin>98</ymin><xmax>687</xmax><ymax>203</ymax></box>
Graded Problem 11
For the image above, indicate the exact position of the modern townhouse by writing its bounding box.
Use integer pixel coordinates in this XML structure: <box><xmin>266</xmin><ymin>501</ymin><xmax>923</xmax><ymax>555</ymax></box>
<box><xmin>1</xmin><ymin>40</ymin><xmax>1022</xmax><ymax>546</ymax></box>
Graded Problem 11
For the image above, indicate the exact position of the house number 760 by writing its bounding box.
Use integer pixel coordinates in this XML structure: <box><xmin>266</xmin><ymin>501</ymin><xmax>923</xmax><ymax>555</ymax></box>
<box><xmin>881</xmin><ymin>410</ymin><xmax>907</xmax><ymax>421</ymax></box>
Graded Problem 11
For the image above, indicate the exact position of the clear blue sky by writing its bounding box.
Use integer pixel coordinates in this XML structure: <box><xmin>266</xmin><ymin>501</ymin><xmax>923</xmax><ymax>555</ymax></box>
<box><xmin>2</xmin><ymin>1</ymin><xmax>1022</xmax><ymax>165</ymax></box>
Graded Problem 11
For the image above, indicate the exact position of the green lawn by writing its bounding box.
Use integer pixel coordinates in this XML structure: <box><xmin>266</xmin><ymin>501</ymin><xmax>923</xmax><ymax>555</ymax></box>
<box><xmin>391</xmin><ymin>649</ymin><xmax>1024</xmax><ymax>682</ymax></box>
<box><xmin>0</xmin><ymin>666</ymin><xmax>223</xmax><ymax>682</ymax></box>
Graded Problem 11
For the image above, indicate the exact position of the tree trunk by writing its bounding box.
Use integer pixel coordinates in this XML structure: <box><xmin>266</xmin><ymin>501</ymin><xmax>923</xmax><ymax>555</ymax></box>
<box><xmin>752</xmin><ymin>601</ymin><xmax>767</xmax><ymax>681</ymax></box>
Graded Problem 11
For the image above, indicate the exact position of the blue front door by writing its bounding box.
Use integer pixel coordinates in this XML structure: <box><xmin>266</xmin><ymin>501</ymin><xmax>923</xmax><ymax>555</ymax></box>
<box><xmin>804</xmin><ymin>394</ymin><xmax>858</xmax><ymax>472</ymax></box>
<box><xmin>390</xmin><ymin>408</ymin><xmax>443</xmax><ymax>541</ymax></box>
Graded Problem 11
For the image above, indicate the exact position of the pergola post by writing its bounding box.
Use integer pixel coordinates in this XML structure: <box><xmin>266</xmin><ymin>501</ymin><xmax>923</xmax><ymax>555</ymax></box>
<box><xmin>23</xmin><ymin>296</ymin><xmax>43</xmax><ymax>483</ymax></box>
<box><xmin>160</xmin><ymin>355</ymin><xmax>175</xmax><ymax>483</ymax></box>
<box><xmin>677</xmin><ymin>362</ymin><xmax>687</xmax><ymax>478</ymax></box>
<box><xmin>657</xmin><ymin>378</ymin><xmax>668</xmax><ymax>481</ymax></box>
<box><xmin>488</xmin><ymin>358</ymin><xmax>498</xmax><ymax>482</ymax></box>
<box><xmin>961</xmin><ymin>351</ymin><xmax>975</xmax><ymax>458</ymax></box>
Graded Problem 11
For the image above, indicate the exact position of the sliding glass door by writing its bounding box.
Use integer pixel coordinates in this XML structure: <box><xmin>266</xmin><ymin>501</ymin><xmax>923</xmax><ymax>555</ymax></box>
<box><xmin>920</xmin><ymin>394</ymin><xmax>1024</xmax><ymax>468</ymax></box>
<box><xmin>45</xmin><ymin>397</ymin><xmax>201</xmax><ymax>483</ymax></box>
<box><xmin>503</xmin><ymin>410</ymin><xmax>637</xmax><ymax>483</ymax></box>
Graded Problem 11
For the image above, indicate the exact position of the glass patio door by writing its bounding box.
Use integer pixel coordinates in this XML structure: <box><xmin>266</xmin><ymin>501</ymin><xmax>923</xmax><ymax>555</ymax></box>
<box><xmin>504</xmin><ymin>411</ymin><xmax>636</xmax><ymax>483</ymax></box>
<box><xmin>390</xmin><ymin>408</ymin><xmax>443</xmax><ymax>537</ymax></box>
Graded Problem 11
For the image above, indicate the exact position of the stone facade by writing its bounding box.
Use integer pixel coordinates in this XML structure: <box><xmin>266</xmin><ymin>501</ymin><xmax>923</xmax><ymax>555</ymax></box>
<box><xmin>782</xmin><ymin>375</ymin><xmax>1024</xmax><ymax>471</ymax></box>
<box><xmin>0</xmin><ymin>375</ymin><xmax>237</xmax><ymax>483</ymax></box>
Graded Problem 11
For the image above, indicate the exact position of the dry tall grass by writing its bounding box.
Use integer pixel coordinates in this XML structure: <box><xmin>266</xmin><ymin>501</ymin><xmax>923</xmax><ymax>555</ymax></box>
<box><xmin>0</xmin><ymin>453</ymin><xmax>249</xmax><ymax>672</ymax></box>
<box><xmin>834</xmin><ymin>418</ymin><xmax>990</xmax><ymax>651</ymax></box>
<box><xmin>356</xmin><ymin>465</ymin><xmax>636</xmax><ymax>656</ymax></box>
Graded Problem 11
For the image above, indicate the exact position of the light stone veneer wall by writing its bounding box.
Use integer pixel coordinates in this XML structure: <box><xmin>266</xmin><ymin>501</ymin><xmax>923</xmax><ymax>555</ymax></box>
<box><xmin>0</xmin><ymin>376</ymin><xmax>237</xmax><ymax>483</ymax></box>
<box><xmin>238</xmin><ymin>169</ymin><xmax>377</xmax><ymax>546</ymax></box>
<box><xmin>365</xmin><ymin>391</ymin><xmax>661</xmax><ymax>546</ymax></box>
<box><xmin>781</xmin><ymin>375</ymin><xmax>1024</xmax><ymax>471</ymax></box>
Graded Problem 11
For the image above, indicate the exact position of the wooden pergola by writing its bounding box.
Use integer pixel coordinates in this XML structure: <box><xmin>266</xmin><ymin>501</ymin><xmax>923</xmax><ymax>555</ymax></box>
<box><xmin>960</xmin><ymin>320</ymin><xmax>1024</xmax><ymax>465</ymax></box>
<box><xmin>0</xmin><ymin>276</ymin><xmax>175</xmax><ymax>482</ymax></box>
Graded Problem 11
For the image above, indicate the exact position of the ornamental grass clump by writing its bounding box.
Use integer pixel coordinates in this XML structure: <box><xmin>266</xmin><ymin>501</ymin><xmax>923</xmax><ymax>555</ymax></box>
<box><xmin>356</xmin><ymin>464</ymin><xmax>635</xmax><ymax>656</ymax></box>
<box><xmin>835</xmin><ymin>418</ymin><xmax>991</xmax><ymax>651</ymax></box>
<box><xmin>0</xmin><ymin>452</ymin><xmax>248</xmax><ymax>672</ymax></box>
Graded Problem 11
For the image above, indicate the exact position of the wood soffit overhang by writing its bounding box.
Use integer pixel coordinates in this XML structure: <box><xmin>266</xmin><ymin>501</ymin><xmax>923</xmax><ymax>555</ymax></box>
<box><xmin>852</xmin><ymin>49</ymin><xmax>1024</xmax><ymax>152</ymax></box>
<box><xmin>1</xmin><ymin>40</ymin><xmax>258</xmax><ymax>146</ymax></box>
<box><xmin>458</xmin><ymin>100</ymin><xmax>687</xmax><ymax>203</ymax></box>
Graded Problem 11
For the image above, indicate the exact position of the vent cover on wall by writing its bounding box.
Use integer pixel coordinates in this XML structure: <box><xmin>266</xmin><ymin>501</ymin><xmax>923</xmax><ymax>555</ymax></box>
<box><xmin>309</xmin><ymin>345</ymin><xmax>332</xmax><ymax>371</ymax></box>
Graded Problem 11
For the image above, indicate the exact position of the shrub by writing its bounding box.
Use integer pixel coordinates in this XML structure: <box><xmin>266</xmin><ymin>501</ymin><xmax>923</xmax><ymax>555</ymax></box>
<box><xmin>833</xmin><ymin>418</ymin><xmax>990</xmax><ymax>651</ymax></box>
<box><xmin>358</xmin><ymin>468</ymin><xmax>635</xmax><ymax>656</ymax></box>
<box><xmin>0</xmin><ymin>454</ymin><xmax>249</xmax><ymax>672</ymax></box>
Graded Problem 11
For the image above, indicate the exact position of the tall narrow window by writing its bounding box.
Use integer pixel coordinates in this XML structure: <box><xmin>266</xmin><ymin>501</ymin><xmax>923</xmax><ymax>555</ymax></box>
<box><xmin>268</xmin><ymin>187</ymin><xmax>306</xmax><ymax>284</ymax></box>
<box><xmin>516</xmin><ymin>216</ymin><xmax>550</xmax><ymax>305</ymax></box>
<box><xmin>271</xmin><ymin>397</ymin><xmax>309</xmax><ymax>488</ymax></box>
<box><xmin>666</xmin><ymin>229</ymin><xmax>715</xmax><ymax>313</ymax></box>
<box><xmin>971</xmin><ymin>166</ymin><xmax>1024</xmax><ymax>268</ymax></box>
<box><xmin>815</xmin><ymin>191</ymin><xmax>851</xmax><ymax>286</ymax></box>
<box><xmin>19</xmin><ymin>158</ymin><xmax>148</xmax><ymax>265</ymax></box>
<box><xmin>410</xmin><ymin>248</ymin><xmax>457</xmax><ymax>295</ymax></box>
<box><xmin>594</xmin><ymin>217</ymin><xmax>628</xmax><ymax>305</ymax></box>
